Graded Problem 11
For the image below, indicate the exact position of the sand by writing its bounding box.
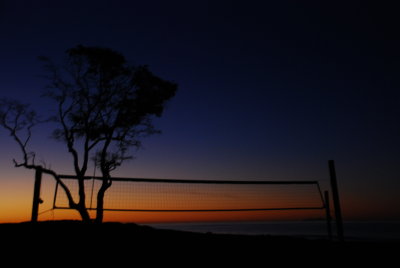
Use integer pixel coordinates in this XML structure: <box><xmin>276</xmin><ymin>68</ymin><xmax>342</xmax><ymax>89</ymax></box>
<box><xmin>1</xmin><ymin>221</ymin><xmax>397</xmax><ymax>265</ymax></box>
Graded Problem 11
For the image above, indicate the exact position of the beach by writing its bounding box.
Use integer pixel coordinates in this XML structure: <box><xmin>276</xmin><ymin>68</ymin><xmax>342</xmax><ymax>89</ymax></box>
<box><xmin>1</xmin><ymin>221</ymin><xmax>398</xmax><ymax>265</ymax></box>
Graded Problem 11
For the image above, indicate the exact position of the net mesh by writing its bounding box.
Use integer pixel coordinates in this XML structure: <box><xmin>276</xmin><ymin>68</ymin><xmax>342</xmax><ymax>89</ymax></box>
<box><xmin>53</xmin><ymin>177</ymin><xmax>325</xmax><ymax>212</ymax></box>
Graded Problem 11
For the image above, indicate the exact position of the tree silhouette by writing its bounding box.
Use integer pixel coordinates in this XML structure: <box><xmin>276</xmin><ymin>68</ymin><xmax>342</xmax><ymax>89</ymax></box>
<box><xmin>0</xmin><ymin>45</ymin><xmax>177</xmax><ymax>223</ymax></box>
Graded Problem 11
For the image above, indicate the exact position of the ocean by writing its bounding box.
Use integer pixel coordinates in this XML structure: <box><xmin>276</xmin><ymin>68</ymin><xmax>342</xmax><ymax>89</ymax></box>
<box><xmin>148</xmin><ymin>221</ymin><xmax>400</xmax><ymax>241</ymax></box>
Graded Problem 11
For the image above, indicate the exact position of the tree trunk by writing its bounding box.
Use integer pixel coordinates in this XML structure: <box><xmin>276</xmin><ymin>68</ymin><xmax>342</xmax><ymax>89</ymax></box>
<box><xmin>76</xmin><ymin>175</ymin><xmax>91</xmax><ymax>222</ymax></box>
<box><xmin>95</xmin><ymin>178</ymin><xmax>112</xmax><ymax>223</ymax></box>
<box><xmin>77</xmin><ymin>204</ymin><xmax>91</xmax><ymax>223</ymax></box>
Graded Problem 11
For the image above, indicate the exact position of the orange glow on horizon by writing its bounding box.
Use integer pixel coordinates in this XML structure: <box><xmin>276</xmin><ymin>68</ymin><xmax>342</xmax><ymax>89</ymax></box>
<box><xmin>26</xmin><ymin>208</ymin><xmax>325</xmax><ymax>224</ymax></box>
<box><xmin>1</xmin><ymin>174</ymin><xmax>398</xmax><ymax>223</ymax></box>
<box><xmin>0</xmin><ymin>176</ymin><xmax>327</xmax><ymax>224</ymax></box>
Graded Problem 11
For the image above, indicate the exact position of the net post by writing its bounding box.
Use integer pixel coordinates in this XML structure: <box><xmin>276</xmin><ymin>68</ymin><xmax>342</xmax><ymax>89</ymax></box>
<box><xmin>324</xmin><ymin>191</ymin><xmax>332</xmax><ymax>241</ymax></box>
<box><xmin>52</xmin><ymin>180</ymin><xmax>59</xmax><ymax>209</ymax></box>
<box><xmin>31</xmin><ymin>168</ymin><xmax>43</xmax><ymax>222</ymax></box>
<box><xmin>328</xmin><ymin>160</ymin><xmax>344</xmax><ymax>242</ymax></box>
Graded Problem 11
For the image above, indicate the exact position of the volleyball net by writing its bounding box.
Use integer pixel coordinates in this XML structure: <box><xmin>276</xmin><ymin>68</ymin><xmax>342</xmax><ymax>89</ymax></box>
<box><xmin>52</xmin><ymin>176</ymin><xmax>326</xmax><ymax>214</ymax></box>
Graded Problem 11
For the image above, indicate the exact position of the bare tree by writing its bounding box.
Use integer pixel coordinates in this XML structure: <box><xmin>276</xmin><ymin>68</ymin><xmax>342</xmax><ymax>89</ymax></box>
<box><xmin>0</xmin><ymin>99</ymin><xmax>81</xmax><ymax>219</ymax></box>
<box><xmin>0</xmin><ymin>45</ymin><xmax>177</xmax><ymax>223</ymax></box>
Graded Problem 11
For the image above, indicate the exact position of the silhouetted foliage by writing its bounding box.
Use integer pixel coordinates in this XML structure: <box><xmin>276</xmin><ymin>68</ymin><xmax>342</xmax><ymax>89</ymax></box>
<box><xmin>1</xmin><ymin>45</ymin><xmax>177</xmax><ymax>223</ymax></box>
<box><xmin>0</xmin><ymin>99</ymin><xmax>39</xmax><ymax>166</ymax></box>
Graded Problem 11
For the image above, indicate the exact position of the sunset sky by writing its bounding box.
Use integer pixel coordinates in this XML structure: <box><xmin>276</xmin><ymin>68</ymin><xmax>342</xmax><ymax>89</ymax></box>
<box><xmin>0</xmin><ymin>0</ymin><xmax>399</xmax><ymax>223</ymax></box>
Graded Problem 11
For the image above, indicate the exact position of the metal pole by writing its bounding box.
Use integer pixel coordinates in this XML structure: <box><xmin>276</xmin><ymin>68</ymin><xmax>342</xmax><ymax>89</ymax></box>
<box><xmin>324</xmin><ymin>190</ymin><xmax>332</xmax><ymax>241</ymax></box>
<box><xmin>31</xmin><ymin>168</ymin><xmax>43</xmax><ymax>222</ymax></box>
<box><xmin>52</xmin><ymin>181</ymin><xmax>59</xmax><ymax>209</ymax></box>
<box><xmin>328</xmin><ymin>160</ymin><xmax>344</xmax><ymax>241</ymax></box>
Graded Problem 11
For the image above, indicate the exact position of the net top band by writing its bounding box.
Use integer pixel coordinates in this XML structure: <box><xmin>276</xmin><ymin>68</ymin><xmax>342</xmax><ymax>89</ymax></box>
<box><xmin>58</xmin><ymin>175</ymin><xmax>318</xmax><ymax>185</ymax></box>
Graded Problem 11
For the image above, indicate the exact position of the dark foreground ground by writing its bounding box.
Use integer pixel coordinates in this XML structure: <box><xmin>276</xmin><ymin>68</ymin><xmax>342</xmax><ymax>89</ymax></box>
<box><xmin>1</xmin><ymin>221</ymin><xmax>398</xmax><ymax>265</ymax></box>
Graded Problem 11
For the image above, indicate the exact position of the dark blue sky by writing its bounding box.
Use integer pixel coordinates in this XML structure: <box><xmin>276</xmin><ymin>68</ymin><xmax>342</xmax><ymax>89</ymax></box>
<box><xmin>0</xmin><ymin>0</ymin><xmax>399</xmax><ymax>220</ymax></box>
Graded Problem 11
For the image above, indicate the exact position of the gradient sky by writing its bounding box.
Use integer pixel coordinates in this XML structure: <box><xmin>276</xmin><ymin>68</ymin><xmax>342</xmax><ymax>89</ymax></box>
<box><xmin>0</xmin><ymin>0</ymin><xmax>399</xmax><ymax>223</ymax></box>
